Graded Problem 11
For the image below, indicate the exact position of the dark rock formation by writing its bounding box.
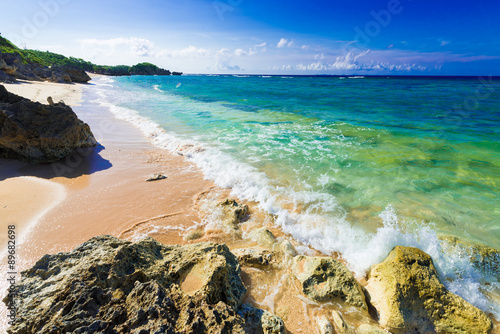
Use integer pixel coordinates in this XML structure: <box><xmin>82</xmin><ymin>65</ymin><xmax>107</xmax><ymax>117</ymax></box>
<box><xmin>0</xmin><ymin>85</ymin><xmax>97</xmax><ymax>163</ymax></box>
<box><xmin>0</xmin><ymin>69</ymin><xmax>16</xmax><ymax>83</ymax></box>
<box><xmin>62</xmin><ymin>66</ymin><xmax>92</xmax><ymax>83</ymax></box>
<box><xmin>0</xmin><ymin>52</ymin><xmax>91</xmax><ymax>83</ymax></box>
<box><xmin>5</xmin><ymin>235</ymin><xmax>285</xmax><ymax>334</ymax></box>
<box><xmin>366</xmin><ymin>246</ymin><xmax>492</xmax><ymax>334</ymax></box>
<box><xmin>172</xmin><ymin>72</ymin><xmax>183</xmax><ymax>76</ymax></box>
<box><xmin>291</xmin><ymin>255</ymin><xmax>368</xmax><ymax>310</ymax></box>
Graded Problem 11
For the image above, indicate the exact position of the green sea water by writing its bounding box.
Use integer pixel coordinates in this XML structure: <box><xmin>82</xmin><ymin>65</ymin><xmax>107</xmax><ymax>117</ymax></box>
<box><xmin>92</xmin><ymin>74</ymin><xmax>500</xmax><ymax>315</ymax></box>
<box><xmin>101</xmin><ymin>75</ymin><xmax>500</xmax><ymax>248</ymax></box>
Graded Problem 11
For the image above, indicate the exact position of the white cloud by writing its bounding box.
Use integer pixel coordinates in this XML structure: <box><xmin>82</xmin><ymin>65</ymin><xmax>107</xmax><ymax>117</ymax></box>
<box><xmin>254</xmin><ymin>42</ymin><xmax>267</xmax><ymax>48</ymax></box>
<box><xmin>296</xmin><ymin>50</ymin><xmax>427</xmax><ymax>72</ymax></box>
<box><xmin>80</xmin><ymin>37</ymin><xmax>155</xmax><ymax>57</ymax></box>
<box><xmin>440</xmin><ymin>40</ymin><xmax>450</xmax><ymax>46</ymax></box>
<box><xmin>162</xmin><ymin>45</ymin><xmax>211</xmax><ymax>58</ymax></box>
<box><xmin>277</xmin><ymin>38</ymin><xmax>295</xmax><ymax>48</ymax></box>
<box><xmin>301</xmin><ymin>45</ymin><xmax>310</xmax><ymax>51</ymax></box>
<box><xmin>277</xmin><ymin>38</ymin><xmax>288</xmax><ymax>48</ymax></box>
<box><xmin>235</xmin><ymin>48</ymin><xmax>247</xmax><ymax>56</ymax></box>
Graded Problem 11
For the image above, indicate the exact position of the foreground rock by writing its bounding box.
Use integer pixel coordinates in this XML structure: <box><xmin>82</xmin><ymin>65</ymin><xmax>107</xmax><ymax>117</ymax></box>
<box><xmin>291</xmin><ymin>256</ymin><xmax>367</xmax><ymax>310</ymax></box>
<box><xmin>5</xmin><ymin>235</ymin><xmax>284</xmax><ymax>333</ymax></box>
<box><xmin>366</xmin><ymin>246</ymin><xmax>492</xmax><ymax>334</ymax></box>
<box><xmin>0</xmin><ymin>85</ymin><xmax>97</xmax><ymax>163</ymax></box>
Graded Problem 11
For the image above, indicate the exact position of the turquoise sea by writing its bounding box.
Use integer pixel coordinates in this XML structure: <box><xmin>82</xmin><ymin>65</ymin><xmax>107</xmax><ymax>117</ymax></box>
<box><xmin>90</xmin><ymin>75</ymin><xmax>500</xmax><ymax>316</ymax></box>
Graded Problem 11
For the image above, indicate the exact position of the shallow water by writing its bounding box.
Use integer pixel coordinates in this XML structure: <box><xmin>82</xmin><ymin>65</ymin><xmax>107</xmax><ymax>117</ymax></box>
<box><xmin>90</xmin><ymin>75</ymin><xmax>500</xmax><ymax>317</ymax></box>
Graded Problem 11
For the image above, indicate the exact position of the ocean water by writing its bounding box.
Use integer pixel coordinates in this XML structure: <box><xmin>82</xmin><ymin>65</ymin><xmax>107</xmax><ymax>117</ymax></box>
<box><xmin>90</xmin><ymin>74</ymin><xmax>500</xmax><ymax>317</ymax></box>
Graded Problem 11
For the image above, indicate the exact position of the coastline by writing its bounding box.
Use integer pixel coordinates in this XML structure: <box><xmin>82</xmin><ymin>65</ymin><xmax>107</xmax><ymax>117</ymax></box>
<box><xmin>1</xmin><ymin>77</ymin><xmax>498</xmax><ymax>333</ymax></box>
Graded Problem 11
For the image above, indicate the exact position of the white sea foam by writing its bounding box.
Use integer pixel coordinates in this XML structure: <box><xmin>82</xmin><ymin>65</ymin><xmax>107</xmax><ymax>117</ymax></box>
<box><xmin>90</xmin><ymin>77</ymin><xmax>500</xmax><ymax>318</ymax></box>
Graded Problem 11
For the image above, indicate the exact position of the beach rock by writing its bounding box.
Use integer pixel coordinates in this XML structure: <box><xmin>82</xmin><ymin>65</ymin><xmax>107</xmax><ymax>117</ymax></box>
<box><xmin>233</xmin><ymin>248</ymin><xmax>279</xmax><ymax>269</ymax></box>
<box><xmin>49</xmin><ymin>67</ymin><xmax>72</xmax><ymax>83</ymax></box>
<box><xmin>238</xmin><ymin>304</ymin><xmax>285</xmax><ymax>334</ymax></box>
<box><xmin>146</xmin><ymin>173</ymin><xmax>167</xmax><ymax>182</ymax></box>
<box><xmin>291</xmin><ymin>255</ymin><xmax>367</xmax><ymax>309</ymax></box>
<box><xmin>439</xmin><ymin>235</ymin><xmax>500</xmax><ymax>282</ymax></box>
<box><xmin>331</xmin><ymin>310</ymin><xmax>354</xmax><ymax>334</ymax></box>
<box><xmin>62</xmin><ymin>66</ymin><xmax>91</xmax><ymax>83</ymax></box>
<box><xmin>315</xmin><ymin>315</ymin><xmax>334</xmax><ymax>334</ymax></box>
<box><xmin>5</xmin><ymin>236</ymin><xmax>286</xmax><ymax>333</ymax></box>
<box><xmin>217</xmin><ymin>198</ymin><xmax>249</xmax><ymax>227</ymax></box>
<box><xmin>366</xmin><ymin>246</ymin><xmax>493</xmax><ymax>334</ymax></box>
<box><xmin>249</xmin><ymin>227</ymin><xmax>278</xmax><ymax>247</ymax></box>
<box><xmin>184</xmin><ymin>228</ymin><xmax>205</xmax><ymax>241</ymax></box>
<box><xmin>357</xmin><ymin>324</ymin><xmax>388</xmax><ymax>334</ymax></box>
<box><xmin>0</xmin><ymin>85</ymin><xmax>97</xmax><ymax>163</ymax></box>
<box><xmin>0</xmin><ymin>69</ymin><xmax>16</xmax><ymax>83</ymax></box>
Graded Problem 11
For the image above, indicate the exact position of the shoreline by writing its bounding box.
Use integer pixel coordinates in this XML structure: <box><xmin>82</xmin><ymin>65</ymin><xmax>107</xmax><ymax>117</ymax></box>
<box><xmin>0</xmin><ymin>78</ymin><xmax>498</xmax><ymax>333</ymax></box>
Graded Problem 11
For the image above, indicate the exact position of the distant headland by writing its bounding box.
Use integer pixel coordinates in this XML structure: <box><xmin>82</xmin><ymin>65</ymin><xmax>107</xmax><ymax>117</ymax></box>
<box><xmin>0</xmin><ymin>34</ymin><xmax>180</xmax><ymax>84</ymax></box>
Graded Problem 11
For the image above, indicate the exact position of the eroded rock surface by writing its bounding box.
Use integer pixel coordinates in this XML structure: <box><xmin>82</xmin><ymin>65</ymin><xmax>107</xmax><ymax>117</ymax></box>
<box><xmin>0</xmin><ymin>85</ymin><xmax>96</xmax><ymax>163</ymax></box>
<box><xmin>366</xmin><ymin>246</ymin><xmax>492</xmax><ymax>334</ymax></box>
<box><xmin>291</xmin><ymin>256</ymin><xmax>367</xmax><ymax>310</ymax></box>
<box><xmin>5</xmin><ymin>235</ymin><xmax>285</xmax><ymax>334</ymax></box>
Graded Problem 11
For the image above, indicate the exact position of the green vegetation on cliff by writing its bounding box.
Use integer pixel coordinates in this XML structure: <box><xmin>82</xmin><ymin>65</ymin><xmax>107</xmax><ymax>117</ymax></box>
<box><xmin>0</xmin><ymin>35</ymin><xmax>172</xmax><ymax>76</ymax></box>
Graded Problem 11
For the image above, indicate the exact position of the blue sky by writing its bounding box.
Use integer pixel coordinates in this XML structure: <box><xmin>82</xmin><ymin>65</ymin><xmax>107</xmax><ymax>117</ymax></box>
<box><xmin>1</xmin><ymin>0</ymin><xmax>499</xmax><ymax>75</ymax></box>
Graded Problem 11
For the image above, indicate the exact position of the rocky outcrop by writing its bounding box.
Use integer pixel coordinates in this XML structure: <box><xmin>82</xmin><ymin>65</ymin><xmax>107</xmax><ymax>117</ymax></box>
<box><xmin>62</xmin><ymin>66</ymin><xmax>92</xmax><ymax>83</ymax></box>
<box><xmin>291</xmin><ymin>256</ymin><xmax>367</xmax><ymax>310</ymax></box>
<box><xmin>218</xmin><ymin>199</ymin><xmax>249</xmax><ymax>228</ymax></box>
<box><xmin>0</xmin><ymin>52</ymin><xmax>91</xmax><ymax>83</ymax></box>
<box><xmin>5</xmin><ymin>235</ymin><xmax>285</xmax><ymax>334</ymax></box>
<box><xmin>233</xmin><ymin>248</ymin><xmax>279</xmax><ymax>269</ymax></box>
<box><xmin>0</xmin><ymin>85</ymin><xmax>97</xmax><ymax>163</ymax></box>
<box><xmin>366</xmin><ymin>246</ymin><xmax>492</xmax><ymax>334</ymax></box>
<box><xmin>0</xmin><ymin>69</ymin><xmax>16</xmax><ymax>83</ymax></box>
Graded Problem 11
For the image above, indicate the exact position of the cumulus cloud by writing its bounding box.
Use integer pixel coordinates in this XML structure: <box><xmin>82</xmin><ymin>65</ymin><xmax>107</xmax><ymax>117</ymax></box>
<box><xmin>296</xmin><ymin>50</ymin><xmax>427</xmax><ymax>72</ymax></box>
<box><xmin>215</xmin><ymin>48</ymin><xmax>242</xmax><ymax>71</ymax></box>
<box><xmin>80</xmin><ymin>37</ymin><xmax>210</xmax><ymax>60</ymax></box>
<box><xmin>80</xmin><ymin>37</ymin><xmax>155</xmax><ymax>57</ymax></box>
<box><xmin>277</xmin><ymin>38</ymin><xmax>295</xmax><ymax>48</ymax></box>
<box><xmin>235</xmin><ymin>48</ymin><xmax>247</xmax><ymax>56</ymax></box>
<box><xmin>160</xmin><ymin>45</ymin><xmax>211</xmax><ymax>58</ymax></box>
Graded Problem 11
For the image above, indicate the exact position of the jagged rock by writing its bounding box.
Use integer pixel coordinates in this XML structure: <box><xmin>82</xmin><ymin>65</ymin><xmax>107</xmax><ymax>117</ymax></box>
<box><xmin>4</xmin><ymin>236</ymin><xmax>286</xmax><ymax>333</ymax></box>
<box><xmin>439</xmin><ymin>235</ymin><xmax>500</xmax><ymax>282</ymax></box>
<box><xmin>62</xmin><ymin>66</ymin><xmax>91</xmax><ymax>83</ymax></box>
<box><xmin>331</xmin><ymin>310</ymin><xmax>354</xmax><ymax>334</ymax></box>
<box><xmin>50</xmin><ymin>67</ymin><xmax>72</xmax><ymax>83</ymax></box>
<box><xmin>217</xmin><ymin>198</ymin><xmax>249</xmax><ymax>228</ymax></box>
<box><xmin>0</xmin><ymin>69</ymin><xmax>16</xmax><ymax>83</ymax></box>
<box><xmin>357</xmin><ymin>324</ymin><xmax>388</xmax><ymax>334</ymax></box>
<box><xmin>0</xmin><ymin>85</ymin><xmax>96</xmax><ymax>163</ymax></box>
<box><xmin>184</xmin><ymin>229</ymin><xmax>205</xmax><ymax>241</ymax></box>
<box><xmin>366</xmin><ymin>246</ymin><xmax>493</xmax><ymax>334</ymax></box>
<box><xmin>146</xmin><ymin>173</ymin><xmax>167</xmax><ymax>182</ymax></box>
<box><xmin>0</xmin><ymin>52</ymin><xmax>42</xmax><ymax>81</ymax></box>
<box><xmin>249</xmin><ymin>227</ymin><xmax>277</xmax><ymax>247</ymax></box>
<box><xmin>291</xmin><ymin>256</ymin><xmax>367</xmax><ymax>310</ymax></box>
<box><xmin>315</xmin><ymin>315</ymin><xmax>334</xmax><ymax>334</ymax></box>
<box><xmin>238</xmin><ymin>304</ymin><xmax>285</xmax><ymax>334</ymax></box>
<box><xmin>233</xmin><ymin>248</ymin><xmax>279</xmax><ymax>269</ymax></box>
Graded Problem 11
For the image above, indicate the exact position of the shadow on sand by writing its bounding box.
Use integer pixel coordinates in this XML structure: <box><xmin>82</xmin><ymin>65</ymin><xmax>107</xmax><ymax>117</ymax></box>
<box><xmin>0</xmin><ymin>144</ymin><xmax>112</xmax><ymax>181</ymax></box>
